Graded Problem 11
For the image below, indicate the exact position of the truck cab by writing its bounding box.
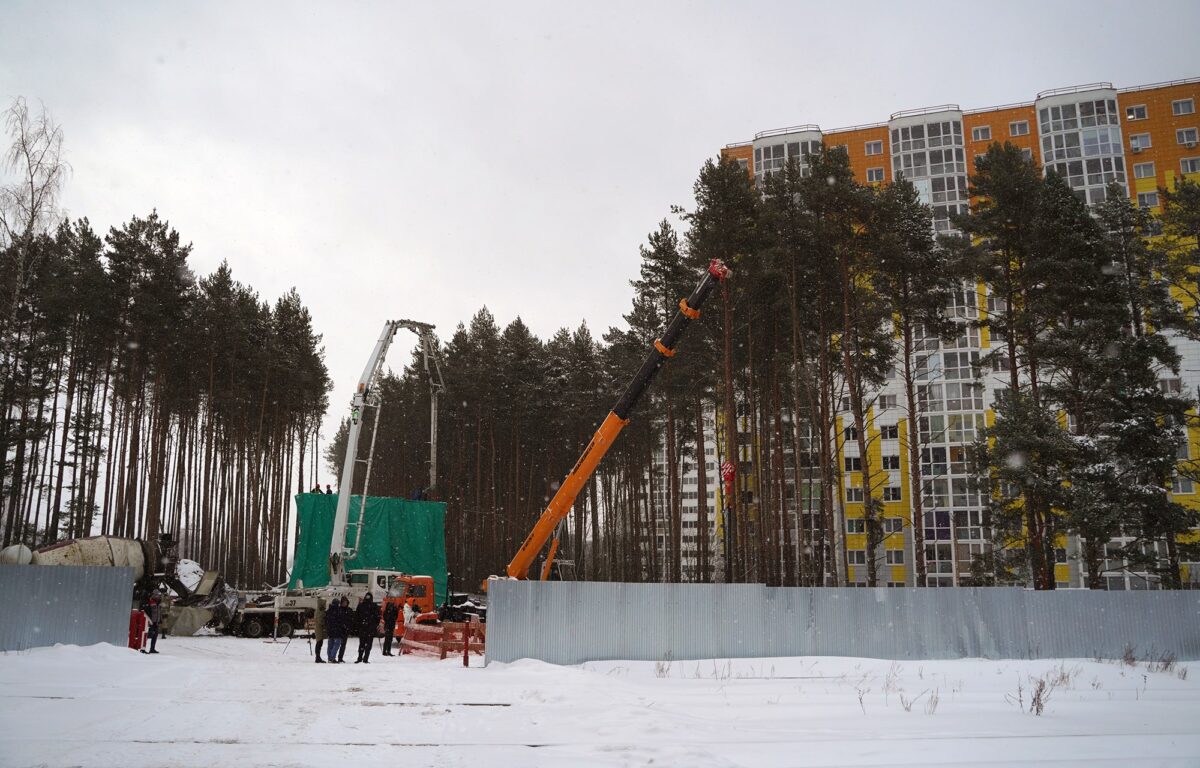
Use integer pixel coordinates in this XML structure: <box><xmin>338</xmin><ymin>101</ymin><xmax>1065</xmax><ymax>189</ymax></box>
<box><xmin>378</xmin><ymin>573</ymin><xmax>438</xmax><ymax>626</ymax></box>
<box><xmin>341</xmin><ymin>570</ymin><xmax>430</xmax><ymax>610</ymax></box>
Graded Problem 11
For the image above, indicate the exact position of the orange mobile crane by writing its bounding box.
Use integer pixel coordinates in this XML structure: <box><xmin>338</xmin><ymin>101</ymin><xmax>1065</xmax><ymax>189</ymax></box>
<box><xmin>492</xmin><ymin>258</ymin><xmax>731</xmax><ymax>587</ymax></box>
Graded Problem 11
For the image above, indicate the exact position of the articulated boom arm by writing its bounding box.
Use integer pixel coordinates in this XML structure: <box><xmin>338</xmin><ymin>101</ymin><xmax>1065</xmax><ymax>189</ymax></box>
<box><xmin>504</xmin><ymin>259</ymin><xmax>730</xmax><ymax>582</ymax></box>
<box><xmin>330</xmin><ymin>318</ymin><xmax>442</xmax><ymax>586</ymax></box>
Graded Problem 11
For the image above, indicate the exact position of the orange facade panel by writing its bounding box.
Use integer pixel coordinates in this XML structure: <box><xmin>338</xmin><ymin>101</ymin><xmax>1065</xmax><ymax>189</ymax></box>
<box><xmin>962</xmin><ymin>104</ymin><xmax>1040</xmax><ymax>168</ymax></box>
<box><xmin>825</xmin><ymin>125</ymin><xmax>890</xmax><ymax>184</ymax></box>
<box><xmin>721</xmin><ymin>144</ymin><xmax>754</xmax><ymax>175</ymax></box>
<box><xmin>1118</xmin><ymin>81</ymin><xmax>1200</xmax><ymax>198</ymax></box>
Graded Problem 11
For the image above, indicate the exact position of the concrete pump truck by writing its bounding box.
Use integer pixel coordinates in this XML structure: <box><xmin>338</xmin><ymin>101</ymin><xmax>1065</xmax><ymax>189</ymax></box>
<box><xmin>320</xmin><ymin>319</ymin><xmax>445</xmax><ymax>616</ymax></box>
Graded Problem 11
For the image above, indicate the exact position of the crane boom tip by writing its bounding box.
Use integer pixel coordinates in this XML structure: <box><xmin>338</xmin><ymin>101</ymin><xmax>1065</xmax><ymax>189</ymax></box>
<box><xmin>708</xmin><ymin>259</ymin><xmax>732</xmax><ymax>281</ymax></box>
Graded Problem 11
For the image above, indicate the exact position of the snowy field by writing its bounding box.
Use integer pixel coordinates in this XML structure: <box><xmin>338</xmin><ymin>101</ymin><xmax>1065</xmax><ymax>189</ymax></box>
<box><xmin>1</xmin><ymin>636</ymin><xmax>1198</xmax><ymax>768</ymax></box>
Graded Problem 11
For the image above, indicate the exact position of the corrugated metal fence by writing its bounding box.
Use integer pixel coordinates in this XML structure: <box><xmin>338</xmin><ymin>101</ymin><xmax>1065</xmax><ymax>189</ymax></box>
<box><xmin>0</xmin><ymin>565</ymin><xmax>133</xmax><ymax>652</ymax></box>
<box><xmin>486</xmin><ymin>581</ymin><xmax>1200</xmax><ymax>665</ymax></box>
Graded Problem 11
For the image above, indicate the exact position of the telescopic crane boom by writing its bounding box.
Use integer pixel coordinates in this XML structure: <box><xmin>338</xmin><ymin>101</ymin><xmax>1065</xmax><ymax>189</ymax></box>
<box><xmin>329</xmin><ymin>319</ymin><xmax>444</xmax><ymax>587</ymax></box>
<box><xmin>500</xmin><ymin>259</ymin><xmax>730</xmax><ymax>584</ymax></box>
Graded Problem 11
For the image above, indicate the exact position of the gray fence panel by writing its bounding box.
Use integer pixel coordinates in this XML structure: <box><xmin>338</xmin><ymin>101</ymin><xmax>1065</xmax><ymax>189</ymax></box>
<box><xmin>486</xmin><ymin>581</ymin><xmax>1200</xmax><ymax>665</ymax></box>
<box><xmin>1024</xmin><ymin>590</ymin><xmax>1200</xmax><ymax>660</ymax></box>
<box><xmin>0</xmin><ymin>565</ymin><xmax>133</xmax><ymax>652</ymax></box>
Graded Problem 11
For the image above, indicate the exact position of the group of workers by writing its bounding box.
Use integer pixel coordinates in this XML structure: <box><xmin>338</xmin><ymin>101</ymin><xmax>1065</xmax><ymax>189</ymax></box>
<box><xmin>313</xmin><ymin>592</ymin><xmax>418</xmax><ymax>663</ymax></box>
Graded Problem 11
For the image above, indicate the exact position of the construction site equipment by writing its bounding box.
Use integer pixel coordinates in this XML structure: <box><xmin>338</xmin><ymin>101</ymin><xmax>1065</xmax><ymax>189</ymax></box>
<box><xmin>291</xmin><ymin>493</ymin><xmax>448</xmax><ymax>603</ymax></box>
<box><xmin>3</xmin><ymin>536</ymin><xmax>155</xmax><ymax>590</ymax></box>
<box><xmin>495</xmin><ymin>259</ymin><xmax>731</xmax><ymax>587</ymax></box>
<box><xmin>0</xmin><ymin>532</ymin><xmax>240</xmax><ymax>634</ymax></box>
<box><xmin>330</xmin><ymin>319</ymin><xmax>444</xmax><ymax>589</ymax></box>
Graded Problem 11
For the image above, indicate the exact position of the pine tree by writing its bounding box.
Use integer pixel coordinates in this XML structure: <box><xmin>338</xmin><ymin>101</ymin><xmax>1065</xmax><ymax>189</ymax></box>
<box><xmin>960</xmin><ymin>143</ymin><xmax>1056</xmax><ymax>588</ymax></box>
<box><xmin>800</xmin><ymin>147</ymin><xmax>896</xmax><ymax>586</ymax></box>
<box><xmin>870</xmin><ymin>177</ymin><xmax>959</xmax><ymax>586</ymax></box>
<box><xmin>1158</xmin><ymin>178</ymin><xmax>1200</xmax><ymax>339</ymax></box>
<box><xmin>681</xmin><ymin>155</ymin><xmax>759</xmax><ymax>582</ymax></box>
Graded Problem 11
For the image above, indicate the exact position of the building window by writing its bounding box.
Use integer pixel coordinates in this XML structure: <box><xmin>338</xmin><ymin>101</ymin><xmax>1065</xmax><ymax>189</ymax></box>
<box><xmin>844</xmin><ymin>456</ymin><xmax>862</xmax><ymax>471</ymax></box>
<box><xmin>883</xmin><ymin>486</ymin><xmax>902</xmax><ymax>502</ymax></box>
<box><xmin>883</xmin><ymin>518</ymin><xmax>904</xmax><ymax>533</ymax></box>
<box><xmin>942</xmin><ymin>350</ymin><xmax>979</xmax><ymax>380</ymax></box>
<box><xmin>1178</xmin><ymin>128</ymin><xmax>1199</xmax><ymax>145</ymax></box>
<box><xmin>1183</xmin><ymin>158</ymin><xmax>1200</xmax><ymax>174</ymax></box>
<box><xmin>878</xmin><ymin>394</ymin><xmax>897</xmax><ymax>409</ymax></box>
<box><xmin>1172</xmin><ymin>475</ymin><xmax>1194</xmax><ymax>495</ymax></box>
<box><xmin>866</xmin><ymin>166</ymin><xmax>885</xmax><ymax>183</ymax></box>
<box><xmin>951</xmin><ymin>477</ymin><xmax>981</xmax><ymax>508</ymax></box>
<box><xmin>1009</xmin><ymin>120</ymin><xmax>1029</xmax><ymax>137</ymax></box>
<box><xmin>922</xmin><ymin>479</ymin><xmax>949</xmax><ymax>508</ymax></box>
<box><xmin>848</xmin><ymin>549</ymin><xmax>867</xmax><ymax>565</ymax></box>
<box><xmin>886</xmin><ymin>549</ymin><xmax>905</xmax><ymax>565</ymax></box>
<box><xmin>846</xmin><ymin>487</ymin><xmax>864</xmax><ymax>503</ymax></box>
<box><xmin>944</xmin><ymin>381</ymin><xmax>983</xmax><ymax>411</ymax></box>
<box><xmin>948</xmin><ymin>414</ymin><xmax>985</xmax><ymax>444</ymax></box>
<box><xmin>1173</xmin><ymin>99</ymin><xmax>1196</xmax><ymax>116</ymax></box>
<box><xmin>1130</xmin><ymin>133</ymin><xmax>1152</xmax><ymax>151</ymax></box>
<box><xmin>1021</xmin><ymin>147</ymin><xmax>1033</xmax><ymax>162</ymax></box>
<box><xmin>881</xmin><ymin>455</ymin><xmax>901</xmax><ymax>470</ymax></box>
<box><xmin>1137</xmin><ymin>191</ymin><xmax>1159</xmax><ymax>208</ymax></box>
<box><xmin>844</xmin><ymin>425</ymin><xmax>858</xmax><ymax>441</ymax></box>
<box><xmin>880</xmin><ymin>424</ymin><xmax>899</xmax><ymax>440</ymax></box>
<box><xmin>971</xmin><ymin>126</ymin><xmax>991</xmax><ymax>142</ymax></box>
<box><xmin>846</xmin><ymin>518</ymin><xmax>866</xmax><ymax>534</ymax></box>
<box><xmin>1133</xmin><ymin>161</ymin><xmax>1156</xmax><ymax>179</ymax></box>
<box><xmin>946</xmin><ymin>322</ymin><xmax>980</xmax><ymax>347</ymax></box>
<box><xmin>865</xmin><ymin>140</ymin><xmax>883</xmax><ymax>156</ymax></box>
<box><xmin>921</xmin><ymin>446</ymin><xmax>947</xmax><ymax>476</ymax></box>
<box><xmin>1126</xmin><ymin>104</ymin><xmax>1147</xmax><ymax>120</ymax></box>
<box><xmin>1159</xmin><ymin>378</ymin><xmax>1182</xmax><ymax>394</ymax></box>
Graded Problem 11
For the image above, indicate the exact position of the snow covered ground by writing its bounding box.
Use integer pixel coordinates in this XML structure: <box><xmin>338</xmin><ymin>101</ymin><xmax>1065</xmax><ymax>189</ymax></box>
<box><xmin>1</xmin><ymin>635</ymin><xmax>1198</xmax><ymax>767</ymax></box>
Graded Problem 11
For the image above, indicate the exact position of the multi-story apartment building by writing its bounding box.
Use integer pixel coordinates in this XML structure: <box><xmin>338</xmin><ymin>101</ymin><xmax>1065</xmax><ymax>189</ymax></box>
<box><xmin>702</xmin><ymin>78</ymin><xmax>1200</xmax><ymax>589</ymax></box>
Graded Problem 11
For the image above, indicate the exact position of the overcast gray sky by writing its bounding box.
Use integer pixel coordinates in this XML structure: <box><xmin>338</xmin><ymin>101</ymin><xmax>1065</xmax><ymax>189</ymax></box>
<box><xmin>2</xmin><ymin>1</ymin><xmax>1198</xmax><ymax>483</ymax></box>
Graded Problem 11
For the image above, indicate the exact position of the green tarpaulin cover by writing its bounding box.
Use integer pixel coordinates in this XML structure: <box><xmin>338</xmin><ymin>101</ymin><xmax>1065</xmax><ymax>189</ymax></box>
<box><xmin>289</xmin><ymin>494</ymin><xmax>448</xmax><ymax>603</ymax></box>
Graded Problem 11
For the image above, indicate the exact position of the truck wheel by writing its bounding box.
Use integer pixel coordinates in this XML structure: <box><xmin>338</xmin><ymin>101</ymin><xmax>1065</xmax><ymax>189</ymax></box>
<box><xmin>242</xmin><ymin>617</ymin><xmax>266</xmax><ymax>639</ymax></box>
<box><xmin>276</xmin><ymin>618</ymin><xmax>295</xmax><ymax>638</ymax></box>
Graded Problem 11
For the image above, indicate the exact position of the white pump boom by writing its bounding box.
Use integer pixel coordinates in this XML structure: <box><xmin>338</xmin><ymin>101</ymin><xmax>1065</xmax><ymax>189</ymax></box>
<box><xmin>328</xmin><ymin>319</ymin><xmax>444</xmax><ymax>586</ymax></box>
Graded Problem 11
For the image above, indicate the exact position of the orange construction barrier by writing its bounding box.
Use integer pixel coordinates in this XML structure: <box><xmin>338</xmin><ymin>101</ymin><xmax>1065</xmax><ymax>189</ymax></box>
<box><xmin>399</xmin><ymin>619</ymin><xmax>486</xmax><ymax>662</ymax></box>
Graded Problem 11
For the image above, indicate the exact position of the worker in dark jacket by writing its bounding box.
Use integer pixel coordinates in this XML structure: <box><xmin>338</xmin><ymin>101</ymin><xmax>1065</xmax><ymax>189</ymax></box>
<box><xmin>338</xmin><ymin>597</ymin><xmax>352</xmax><ymax>662</ymax></box>
<box><xmin>354</xmin><ymin>593</ymin><xmax>381</xmax><ymax>663</ymax></box>
<box><xmin>313</xmin><ymin>597</ymin><xmax>327</xmax><ymax>663</ymax></box>
<box><xmin>381</xmin><ymin>599</ymin><xmax>400</xmax><ymax>656</ymax></box>
<box><xmin>327</xmin><ymin>597</ymin><xmax>350</xmax><ymax>663</ymax></box>
<box><xmin>323</xmin><ymin>598</ymin><xmax>342</xmax><ymax>663</ymax></box>
<box><xmin>142</xmin><ymin>590</ymin><xmax>162</xmax><ymax>654</ymax></box>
